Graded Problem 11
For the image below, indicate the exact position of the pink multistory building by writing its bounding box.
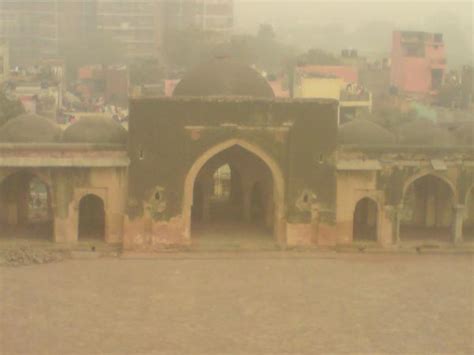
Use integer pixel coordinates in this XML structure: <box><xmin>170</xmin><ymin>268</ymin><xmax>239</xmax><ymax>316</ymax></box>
<box><xmin>390</xmin><ymin>31</ymin><xmax>446</xmax><ymax>96</ymax></box>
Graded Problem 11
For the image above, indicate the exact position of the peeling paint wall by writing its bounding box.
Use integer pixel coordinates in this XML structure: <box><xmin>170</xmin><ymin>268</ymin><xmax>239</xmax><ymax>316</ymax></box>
<box><xmin>126</xmin><ymin>97</ymin><xmax>339</xmax><ymax>249</ymax></box>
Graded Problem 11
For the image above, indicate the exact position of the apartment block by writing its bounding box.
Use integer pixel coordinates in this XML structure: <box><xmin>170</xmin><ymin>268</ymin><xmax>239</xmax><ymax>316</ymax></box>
<box><xmin>390</xmin><ymin>30</ymin><xmax>447</xmax><ymax>95</ymax></box>
<box><xmin>96</xmin><ymin>0</ymin><xmax>162</xmax><ymax>61</ymax></box>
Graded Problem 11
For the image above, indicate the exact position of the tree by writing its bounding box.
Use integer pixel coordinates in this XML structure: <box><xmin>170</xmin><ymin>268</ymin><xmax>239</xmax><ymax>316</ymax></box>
<box><xmin>164</xmin><ymin>28</ymin><xmax>217</xmax><ymax>69</ymax></box>
<box><xmin>257</xmin><ymin>23</ymin><xmax>276</xmax><ymax>42</ymax></box>
<box><xmin>164</xmin><ymin>24</ymin><xmax>296</xmax><ymax>76</ymax></box>
<box><xmin>296</xmin><ymin>48</ymin><xmax>341</xmax><ymax>66</ymax></box>
<box><xmin>0</xmin><ymin>92</ymin><xmax>24</xmax><ymax>126</ymax></box>
<box><xmin>130</xmin><ymin>59</ymin><xmax>164</xmax><ymax>85</ymax></box>
<box><xmin>60</xmin><ymin>32</ymin><xmax>124</xmax><ymax>81</ymax></box>
<box><xmin>436</xmin><ymin>83</ymin><xmax>463</xmax><ymax>109</ymax></box>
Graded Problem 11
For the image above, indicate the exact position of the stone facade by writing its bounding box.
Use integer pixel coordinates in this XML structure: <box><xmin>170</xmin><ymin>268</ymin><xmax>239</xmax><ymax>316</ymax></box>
<box><xmin>1</xmin><ymin>61</ymin><xmax>473</xmax><ymax>251</ymax></box>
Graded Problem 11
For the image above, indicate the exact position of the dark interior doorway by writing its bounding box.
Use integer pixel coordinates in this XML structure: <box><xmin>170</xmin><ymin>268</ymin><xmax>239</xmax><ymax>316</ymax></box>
<box><xmin>191</xmin><ymin>145</ymin><xmax>275</xmax><ymax>249</ymax></box>
<box><xmin>78</xmin><ymin>194</ymin><xmax>105</xmax><ymax>240</ymax></box>
<box><xmin>353</xmin><ymin>198</ymin><xmax>378</xmax><ymax>242</ymax></box>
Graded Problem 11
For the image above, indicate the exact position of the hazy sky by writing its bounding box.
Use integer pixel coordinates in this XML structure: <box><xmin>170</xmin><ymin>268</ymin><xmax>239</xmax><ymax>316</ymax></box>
<box><xmin>235</xmin><ymin>1</ymin><xmax>473</xmax><ymax>29</ymax></box>
<box><xmin>234</xmin><ymin>1</ymin><xmax>473</xmax><ymax>65</ymax></box>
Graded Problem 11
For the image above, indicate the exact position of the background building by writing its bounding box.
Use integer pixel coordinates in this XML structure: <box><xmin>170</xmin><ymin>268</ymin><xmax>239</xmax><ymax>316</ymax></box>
<box><xmin>0</xmin><ymin>0</ymin><xmax>162</xmax><ymax>65</ymax></box>
<box><xmin>164</xmin><ymin>0</ymin><xmax>233</xmax><ymax>34</ymax></box>
<box><xmin>0</xmin><ymin>0</ymin><xmax>97</xmax><ymax>65</ymax></box>
<box><xmin>0</xmin><ymin>0</ymin><xmax>37</xmax><ymax>65</ymax></box>
<box><xmin>96</xmin><ymin>0</ymin><xmax>162</xmax><ymax>61</ymax></box>
<box><xmin>293</xmin><ymin>65</ymin><xmax>372</xmax><ymax>124</ymax></box>
<box><xmin>390</xmin><ymin>30</ymin><xmax>447</xmax><ymax>96</ymax></box>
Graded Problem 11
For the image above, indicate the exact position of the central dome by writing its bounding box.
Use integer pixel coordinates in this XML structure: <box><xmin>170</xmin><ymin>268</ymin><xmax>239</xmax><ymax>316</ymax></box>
<box><xmin>173</xmin><ymin>58</ymin><xmax>275</xmax><ymax>98</ymax></box>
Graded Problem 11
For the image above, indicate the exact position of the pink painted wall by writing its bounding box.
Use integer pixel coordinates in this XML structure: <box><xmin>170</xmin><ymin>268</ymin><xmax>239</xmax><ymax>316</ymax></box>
<box><xmin>268</xmin><ymin>79</ymin><xmax>289</xmax><ymax>98</ymax></box>
<box><xmin>390</xmin><ymin>31</ymin><xmax>446</xmax><ymax>94</ymax></box>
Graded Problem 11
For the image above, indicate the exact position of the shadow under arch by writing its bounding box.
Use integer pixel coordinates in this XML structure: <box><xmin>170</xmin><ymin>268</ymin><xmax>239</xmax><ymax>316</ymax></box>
<box><xmin>78</xmin><ymin>193</ymin><xmax>106</xmax><ymax>240</ymax></box>
<box><xmin>183</xmin><ymin>139</ymin><xmax>286</xmax><ymax>244</ymax></box>
<box><xmin>0</xmin><ymin>169</ymin><xmax>54</xmax><ymax>240</ymax></box>
<box><xmin>353</xmin><ymin>196</ymin><xmax>379</xmax><ymax>242</ymax></box>
<box><xmin>402</xmin><ymin>171</ymin><xmax>457</xmax><ymax>204</ymax></box>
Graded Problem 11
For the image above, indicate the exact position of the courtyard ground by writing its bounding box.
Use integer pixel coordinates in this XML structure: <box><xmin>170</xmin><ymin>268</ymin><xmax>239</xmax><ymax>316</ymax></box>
<box><xmin>0</xmin><ymin>252</ymin><xmax>473</xmax><ymax>354</ymax></box>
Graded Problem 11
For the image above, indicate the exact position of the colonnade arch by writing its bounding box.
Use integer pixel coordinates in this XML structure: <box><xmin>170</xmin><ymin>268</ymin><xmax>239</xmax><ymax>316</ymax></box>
<box><xmin>0</xmin><ymin>170</ymin><xmax>54</xmax><ymax>240</ymax></box>
<box><xmin>399</xmin><ymin>173</ymin><xmax>456</xmax><ymax>243</ymax></box>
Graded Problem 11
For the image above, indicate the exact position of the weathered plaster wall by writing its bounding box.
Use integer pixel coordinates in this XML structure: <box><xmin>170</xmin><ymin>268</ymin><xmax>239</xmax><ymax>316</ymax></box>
<box><xmin>336</xmin><ymin>146</ymin><xmax>474</xmax><ymax>245</ymax></box>
<box><xmin>0</xmin><ymin>147</ymin><xmax>128</xmax><ymax>244</ymax></box>
<box><xmin>54</xmin><ymin>167</ymin><xmax>127</xmax><ymax>243</ymax></box>
<box><xmin>336</xmin><ymin>170</ymin><xmax>383</xmax><ymax>244</ymax></box>
<box><xmin>126</xmin><ymin>97</ymin><xmax>339</xmax><ymax>249</ymax></box>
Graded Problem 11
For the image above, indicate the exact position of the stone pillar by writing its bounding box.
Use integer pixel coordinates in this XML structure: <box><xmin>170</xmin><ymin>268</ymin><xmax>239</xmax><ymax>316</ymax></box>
<box><xmin>265</xmin><ymin>190</ymin><xmax>273</xmax><ymax>229</ymax></box>
<box><xmin>16</xmin><ymin>178</ymin><xmax>30</xmax><ymax>226</ymax></box>
<box><xmin>425</xmin><ymin>194</ymin><xmax>436</xmax><ymax>227</ymax></box>
<box><xmin>310</xmin><ymin>203</ymin><xmax>320</xmax><ymax>244</ymax></box>
<box><xmin>452</xmin><ymin>205</ymin><xmax>465</xmax><ymax>244</ymax></box>
<box><xmin>393</xmin><ymin>205</ymin><xmax>403</xmax><ymax>245</ymax></box>
<box><xmin>380</xmin><ymin>205</ymin><xmax>400</xmax><ymax>246</ymax></box>
<box><xmin>241</xmin><ymin>180</ymin><xmax>253</xmax><ymax>223</ymax></box>
<box><xmin>413</xmin><ymin>188</ymin><xmax>425</xmax><ymax>226</ymax></box>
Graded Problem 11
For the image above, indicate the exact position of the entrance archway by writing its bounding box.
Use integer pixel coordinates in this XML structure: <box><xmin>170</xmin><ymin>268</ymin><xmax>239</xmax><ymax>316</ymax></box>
<box><xmin>353</xmin><ymin>197</ymin><xmax>378</xmax><ymax>242</ymax></box>
<box><xmin>78</xmin><ymin>194</ymin><xmax>105</xmax><ymax>240</ymax></box>
<box><xmin>184</xmin><ymin>139</ymin><xmax>285</xmax><ymax>246</ymax></box>
<box><xmin>0</xmin><ymin>171</ymin><xmax>53</xmax><ymax>240</ymax></box>
<box><xmin>400</xmin><ymin>174</ymin><xmax>455</xmax><ymax>243</ymax></box>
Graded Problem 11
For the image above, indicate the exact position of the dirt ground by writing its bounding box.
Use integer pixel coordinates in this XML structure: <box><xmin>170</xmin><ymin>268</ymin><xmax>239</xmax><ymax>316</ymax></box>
<box><xmin>0</xmin><ymin>253</ymin><xmax>473</xmax><ymax>355</ymax></box>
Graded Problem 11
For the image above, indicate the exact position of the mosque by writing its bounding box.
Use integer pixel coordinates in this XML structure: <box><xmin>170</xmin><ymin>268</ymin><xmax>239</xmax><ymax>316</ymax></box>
<box><xmin>1</xmin><ymin>58</ymin><xmax>473</xmax><ymax>250</ymax></box>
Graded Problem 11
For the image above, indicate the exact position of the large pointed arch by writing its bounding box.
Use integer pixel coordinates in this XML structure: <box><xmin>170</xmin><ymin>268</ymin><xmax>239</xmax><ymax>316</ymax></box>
<box><xmin>400</xmin><ymin>172</ymin><xmax>456</xmax><ymax>243</ymax></box>
<box><xmin>402</xmin><ymin>171</ymin><xmax>457</xmax><ymax>203</ymax></box>
<box><xmin>183</xmin><ymin>139</ymin><xmax>286</xmax><ymax>243</ymax></box>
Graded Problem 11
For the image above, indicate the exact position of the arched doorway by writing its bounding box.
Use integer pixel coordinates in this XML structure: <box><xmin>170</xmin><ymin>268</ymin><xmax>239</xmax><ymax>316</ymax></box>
<box><xmin>184</xmin><ymin>140</ymin><xmax>285</xmax><ymax>248</ymax></box>
<box><xmin>353</xmin><ymin>198</ymin><xmax>378</xmax><ymax>242</ymax></box>
<box><xmin>400</xmin><ymin>174</ymin><xmax>455</xmax><ymax>243</ymax></box>
<box><xmin>78</xmin><ymin>194</ymin><xmax>105</xmax><ymax>240</ymax></box>
<box><xmin>463</xmin><ymin>186</ymin><xmax>474</xmax><ymax>242</ymax></box>
<box><xmin>0</xmin><ymin>171</ymin><xmax>53</xmax><ymax>240</ymax></box>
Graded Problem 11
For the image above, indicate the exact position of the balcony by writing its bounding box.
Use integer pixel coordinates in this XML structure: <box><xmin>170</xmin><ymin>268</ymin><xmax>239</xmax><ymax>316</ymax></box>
<box><xmin>340</xmin><ymin>89</ymin><xmax>370</xmax><ymax>102</ymax></box>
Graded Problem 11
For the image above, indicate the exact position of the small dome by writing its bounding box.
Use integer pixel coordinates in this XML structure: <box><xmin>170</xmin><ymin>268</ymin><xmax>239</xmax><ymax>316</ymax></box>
<box><xmin>398</xmin><ymin>119</ymin><xmax>454</xmax><ymax>146</ymax></box>
<box><xmin>338</xmin><ymin>119</ymin><xmax>396</xmax><ymax>145</ymax></box>
<box><xmin>63</xmin><ymin>116</ymin><xmax>127</xmax><ymax>144</ymax></box>
<box><xmin>173</xmin><ymin>57</ymin><xmax>275</xmax><ymax>98</ymax></box>
<box><xmin>0</xmin><ymin>113</ymin><xmax>62</xmax><ymax>143</ymax></box>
